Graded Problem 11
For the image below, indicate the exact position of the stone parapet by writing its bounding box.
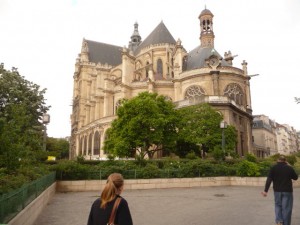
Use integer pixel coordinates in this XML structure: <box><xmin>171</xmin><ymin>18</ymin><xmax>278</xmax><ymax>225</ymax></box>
<box><xmin>56</xmin><ymin>176</ymin><xmax>300</xmax><ymax>192</ymax></box>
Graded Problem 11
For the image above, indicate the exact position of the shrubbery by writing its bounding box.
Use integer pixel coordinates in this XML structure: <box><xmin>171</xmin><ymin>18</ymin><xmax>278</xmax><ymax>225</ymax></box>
<box><xmin>1</xmin><ymin>155</ymin><xmax>299</xmax><ymax>195</ymax></box>
<box><xmin>0</xmin><ymin>164</ymin><xmax>50</xmax><ymax>195</ymax></box>
<box><xmin>236</xmin><ymin>160</ymin><xmax>260</xmax><ymax>177</ymax></box>
<box><xmin>52</xmin><ymin>156</ymin><xmax>293</xmax><ymax>180</ymax></box>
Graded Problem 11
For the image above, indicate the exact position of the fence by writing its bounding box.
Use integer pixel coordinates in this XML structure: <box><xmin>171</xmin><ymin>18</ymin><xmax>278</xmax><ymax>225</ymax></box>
<box><xmin>57</xmin><ymin>169</ymin><xmax>191</xmax><ymax>180</ymax></box>
<box><xmin>0</xmin><ymin>172</ymin><xmax>56</xmax><ymax>224</ymax></box>
<box><xmin>56</xmin><ymin>166</ymin><xmax>300</xmax><ymax>181</ymax></box>
<box><xmin>55</xmin><ymin>168</ymin><xmax>253</xmax><ymax>181</ymax></box>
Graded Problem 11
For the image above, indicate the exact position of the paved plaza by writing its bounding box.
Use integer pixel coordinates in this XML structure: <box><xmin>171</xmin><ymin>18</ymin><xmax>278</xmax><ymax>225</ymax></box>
<box><xmin>34</xmin><ymin>186</ymin><xmax>300</xmax><ymax>225</ymax></box>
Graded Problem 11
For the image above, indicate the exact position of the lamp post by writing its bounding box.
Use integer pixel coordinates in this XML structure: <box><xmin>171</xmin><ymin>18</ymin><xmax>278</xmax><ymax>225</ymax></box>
<box><xmin>42</xmin><ymin>113</ymin><xmax>50</xmax><ymax>151</ymax></box>
<box><xmin>220</xmin><ymin>120</ymin><xmax>227</xmax><ymax>155</ymax></box>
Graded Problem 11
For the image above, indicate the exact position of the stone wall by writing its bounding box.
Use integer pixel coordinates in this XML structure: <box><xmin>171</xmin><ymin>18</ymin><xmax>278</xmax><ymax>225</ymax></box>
<box><xmin>56</xmin><ymin>176</ymin><xmax>300</xmax><ymax>192</ymax></box>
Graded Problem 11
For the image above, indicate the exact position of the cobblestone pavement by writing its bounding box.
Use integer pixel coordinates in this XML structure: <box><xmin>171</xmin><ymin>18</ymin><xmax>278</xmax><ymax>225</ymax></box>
<box><xmin>34</xmin><ymin>186</ymin><xmax>300</xmax><ymax>225</ymax></box>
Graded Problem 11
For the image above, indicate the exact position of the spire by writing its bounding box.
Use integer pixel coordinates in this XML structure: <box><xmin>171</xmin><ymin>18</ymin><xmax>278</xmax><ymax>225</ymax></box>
<box><xmin>199</xmin><ymin>8</ymin><xmax>215</xmax><ymax>48</ymax></box>
<box><xmin>128</xmin><ymin>22</ymin><xmax>142</xmax><ymax>52</ymax></box>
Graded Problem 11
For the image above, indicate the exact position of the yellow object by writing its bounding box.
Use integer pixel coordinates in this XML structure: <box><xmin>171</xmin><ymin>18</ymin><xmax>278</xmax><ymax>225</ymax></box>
<box><xmin>47</xmin><ymin>156</ymin><xmax>56</xmax><ymax>161</ymax></box>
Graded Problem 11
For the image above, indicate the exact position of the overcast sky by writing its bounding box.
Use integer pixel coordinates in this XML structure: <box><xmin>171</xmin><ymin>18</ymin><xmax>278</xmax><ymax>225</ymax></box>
<box><xmin>1</xmin><ymin>0</ymin><xmax>299</xmax><ymax>138</ymax></box>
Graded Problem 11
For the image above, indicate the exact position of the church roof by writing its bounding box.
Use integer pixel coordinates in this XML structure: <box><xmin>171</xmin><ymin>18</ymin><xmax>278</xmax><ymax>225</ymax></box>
<box><xmin>185</xmin><ymin>46</ymin><xmax>230</xmax><ymax>71</ymax></box>
<box><xmin>134</xmin><ymin>21</ymin><xmax>176</xmax><ymax>55</ymax></box>
<box><xmin>86</xmin><ymin>40</ymin><xmax>122</xmax><ymax>66</ymax></box>
<box><xmin>199</xmin><ymin>8</ymin><xmax>214</xmax><ymax>17</ymax></box>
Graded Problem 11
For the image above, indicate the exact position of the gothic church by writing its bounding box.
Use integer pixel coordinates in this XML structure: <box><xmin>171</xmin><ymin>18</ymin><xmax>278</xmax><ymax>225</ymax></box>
<box><xmin>70</xmin><ymin>8</ymin><xmax>254</xmax><ymax>159</ymax></box>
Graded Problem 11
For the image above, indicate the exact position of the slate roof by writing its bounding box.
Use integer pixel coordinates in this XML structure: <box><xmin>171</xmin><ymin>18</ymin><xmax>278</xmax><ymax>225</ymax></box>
<box><xmin>134</xmin><ymin>21</ymin><xmax>176</xmax><ymax>55</ymax></box>
<box><xmin>185</xmin><ymin>46</ymin><xmax>231</xmax><ymax>71</ymax></box>
<box><xmin>86</xmin><ymin>40</ymin><xmax>122</xmax><ymax>66</ymax></box>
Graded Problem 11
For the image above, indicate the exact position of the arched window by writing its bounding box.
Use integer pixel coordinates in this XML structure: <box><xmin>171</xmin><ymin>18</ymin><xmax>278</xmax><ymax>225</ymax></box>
<box><xmin>115</xmin><ymin>99</ymin><xmax>123</xmax><ymax>115</ymax></box>
<box><xmin>146</xmin><ymin>61</ymin><xmax>149</xmax><ymax>78</ymax></box>
<box><xmin>206</xmin><ymin>20</ymin><xmax>211</xmax><ymax>31</ymax></box>
<box><xmin>94</xmin><ymin>131</ymin><xmax>101</xmax><ymax>155</ymax></box>
<box><xmin>224</xmin><ymin>83</ymin><xmax>244</xmax><ymax>105</ymax></box>
<box><xmin>88</xmin><ymin>133</ymin><xmax>93</xmax><ymax>155</ymax></box>
<box><xmin>184</xmin><ymin>85</ymin><xmax>205</xmax><ymax>102</ymax></box>
<box><xmin>79</xmin><ymin>137</ymin><xmax>83</xmax><ymax>155</ymax></box>
<box><xmin>157</xmin><ymin>59</ymin><xmax>163</xmax><ymax>77</ymax></box>
<box><xmin>103</xmin><ymin>132</ymin><xmax>109</xmax><ymax>154</ymax></box>
<box><xmin>83</xmin><ymin>136</ymin><xmax>87</xmax><ymax>155</ymax></box>
<box><xmin>182</xmin><ymin>56</ymin><xmax>188</xmax><ymax>71</ymax></box>
<box><xmin>202</xmin><ymin>20</ymin><xmax>206</xmax><ymax>31</ymax></box>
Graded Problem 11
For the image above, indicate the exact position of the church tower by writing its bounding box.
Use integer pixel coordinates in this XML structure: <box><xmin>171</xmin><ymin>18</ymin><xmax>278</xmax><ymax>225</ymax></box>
<box><xmin>128</xmin><ymin>22</ymin><xmax>142</xmax><ymax>52</ymax></box>
<box><xmin>199</xmin><ymin>8</ymin><xmax>215</xmax><ymax>48</ymax></box>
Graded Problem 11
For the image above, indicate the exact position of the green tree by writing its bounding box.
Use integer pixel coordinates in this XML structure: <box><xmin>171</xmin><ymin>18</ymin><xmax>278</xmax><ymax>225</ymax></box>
<box><xmin>176</xmin><ymin>103</ymin><xmax>237</xmax><ymax>156</ymax></box>
<box><xmin>46</xmin><ymin>137</ymin><xmax>69</xmax><ymax>159</ymax></box>
<box><xmin>0</xmin><ymin>64</ymin><xmax>50</xmax><ymax>171</ymax></box>
<box><xmin>104</xmin><ymin>92</ymin><xmax>179</xmax><ymax>159</ymax></box>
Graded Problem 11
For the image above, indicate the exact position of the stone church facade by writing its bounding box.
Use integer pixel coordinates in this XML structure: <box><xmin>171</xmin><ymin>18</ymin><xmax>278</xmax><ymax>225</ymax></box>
<box><xmin>70</xmin><ymin>8</ymin><xmax>254</xmax><ymax>159</ymax></box>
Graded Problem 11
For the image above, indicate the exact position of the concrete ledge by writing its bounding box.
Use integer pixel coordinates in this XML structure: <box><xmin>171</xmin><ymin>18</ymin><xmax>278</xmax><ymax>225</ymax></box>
<box><xmin>55</xmin><ymin>176</ymin><xmax>300</xmax><ymax>192</ymax></box>
<box><xmin>8</xmin><ymin>183</ymin><xmax>56</xmax><ymax>225</ymax></box>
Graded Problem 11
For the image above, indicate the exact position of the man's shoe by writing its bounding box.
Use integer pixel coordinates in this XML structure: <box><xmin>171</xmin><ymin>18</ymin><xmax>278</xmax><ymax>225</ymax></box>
<box><xmin>276</xmin><ymin>222</ymin><xmax>283</xmax><ymax>225</ymax></box>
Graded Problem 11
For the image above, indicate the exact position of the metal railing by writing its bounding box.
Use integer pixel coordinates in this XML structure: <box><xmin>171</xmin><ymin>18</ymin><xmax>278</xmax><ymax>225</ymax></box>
<box><xmin>0</xmin><ymin>172</ymin><xmax>56</xmax><ymax>224</ymax></box>
<box><xmin>56</xmin><ymin>168</ymin><xmax>241</xmax><ymax>181</ymax></box>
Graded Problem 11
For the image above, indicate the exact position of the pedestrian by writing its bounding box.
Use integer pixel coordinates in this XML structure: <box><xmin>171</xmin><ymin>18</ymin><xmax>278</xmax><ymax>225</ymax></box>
<box><xmin>87</xmin><ymin>173</ymin><xmax>133</xmax><ymax>225</ymax></box>
<box><xmin>261</xmin><ymin>155</ymin><xmax>298</xmax><ymax>225</ymax></box>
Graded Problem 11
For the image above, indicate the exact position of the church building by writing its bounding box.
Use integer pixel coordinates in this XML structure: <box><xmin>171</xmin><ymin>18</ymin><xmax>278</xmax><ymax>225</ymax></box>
<box><xmin>70</xmin><ymin>8</ymin><xmax>254</xmax><ymax>159</ymax></box>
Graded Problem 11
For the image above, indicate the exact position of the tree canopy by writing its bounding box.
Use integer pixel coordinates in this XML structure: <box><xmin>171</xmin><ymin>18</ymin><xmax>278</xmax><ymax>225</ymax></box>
<box><xmin>0</xmin><ymin>63</ymin><xmax>50</xmax><ymax>171</ymax></box>
<box><xmin>104</xmin><ymin>92</ymin><xmax>179</xmax><ymax>159</ymax></box>
<box><xmin>176</xmin><ymin>103</ymin><xmax>237</xmax><ymax>157</ymax></box>
<box><xmin>46</xmin><ymin>137</ymin><xmax>69</xmax><ymax>159</ymax></box>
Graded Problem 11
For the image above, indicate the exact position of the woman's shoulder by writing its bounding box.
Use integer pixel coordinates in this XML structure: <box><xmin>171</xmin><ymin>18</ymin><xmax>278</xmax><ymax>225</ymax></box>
<box><xmin>118</xmin><ymin>196</ymin><xmax>129</xmax><ymax>206</ymax></box>
<box><xmin>91</xmin><ymin>197</ymin><xmax>101</xmax><ymax>206</ymax></box>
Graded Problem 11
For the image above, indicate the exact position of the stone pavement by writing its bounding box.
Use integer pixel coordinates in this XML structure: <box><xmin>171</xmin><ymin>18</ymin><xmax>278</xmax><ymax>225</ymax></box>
<box><xmin>34</xmin><ymin>186</ymin><xmax>300</xmax><ymax>225</ymax></box>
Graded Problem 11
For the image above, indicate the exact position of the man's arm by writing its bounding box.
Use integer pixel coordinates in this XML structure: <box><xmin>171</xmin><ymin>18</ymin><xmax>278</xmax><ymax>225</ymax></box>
<box><xmin>291</xmin><ymin>168</ymin><xmax>298</xmax><ymax>181</ymax></box>
<box><xmin>261</xmin><ymin>167</ymin><xmax>274</xmax><ymax>197</ymax></box>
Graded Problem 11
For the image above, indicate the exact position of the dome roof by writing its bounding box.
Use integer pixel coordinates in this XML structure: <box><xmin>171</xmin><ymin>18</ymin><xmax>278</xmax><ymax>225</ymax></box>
<box><xmin>184</xmin><ymin>46</ymin><xmax>230</xmax><ymax>71</ymax></box>
<box><xmin>199</xmin><ymin>8</ymin><xmax>214</xmax><ymax>17</ymax></box>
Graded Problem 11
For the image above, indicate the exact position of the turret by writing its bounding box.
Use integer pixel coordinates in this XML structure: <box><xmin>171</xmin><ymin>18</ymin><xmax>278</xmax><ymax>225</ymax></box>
<box><xmin>199</xmin><ymin>8</ymin><xmax>215</xmax><ymax>48</ymax></box>
<box><xmin>128</xmin><ymin>22</ymin><xmax>142</xmax><ymax>52</ymax></box>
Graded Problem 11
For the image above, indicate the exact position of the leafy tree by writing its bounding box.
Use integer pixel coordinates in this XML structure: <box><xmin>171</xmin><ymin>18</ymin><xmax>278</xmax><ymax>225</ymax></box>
<box><xmin>46</xmin><ymin>137</ymin><xmax>69</xmax><ymax>159</ymax></box>
<box><xmin>176</xmin><ymin>103</ymin><xmax>237</xmax><ymax>156</ymax></box>
<box><xmin>0</xmin><ymin>64</ymin><xmax>50</xmax><ymax>171</ymax></box>
<box><xmin>104</xmin><ymin>92</ymin><xmax>179</xmax><ymax>159</ymax></box>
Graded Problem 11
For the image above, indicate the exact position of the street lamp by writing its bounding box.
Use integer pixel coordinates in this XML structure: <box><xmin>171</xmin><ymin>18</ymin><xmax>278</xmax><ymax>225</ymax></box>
<box><xmin>42</xmin><ymin>113</ymin><xmax>50</xmax><ymax>151</ymax></box>
<box><xmin>220</xmin><ymin>120</ymin><xmax>227</xmax><ymax>155</ymax></box>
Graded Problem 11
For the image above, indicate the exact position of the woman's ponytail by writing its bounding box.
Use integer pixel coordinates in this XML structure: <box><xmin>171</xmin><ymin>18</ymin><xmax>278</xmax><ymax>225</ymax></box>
<box><xmin>100</xmin><ymin>173</ymin><xmax>124</xmax><ymax>208</ymax></box>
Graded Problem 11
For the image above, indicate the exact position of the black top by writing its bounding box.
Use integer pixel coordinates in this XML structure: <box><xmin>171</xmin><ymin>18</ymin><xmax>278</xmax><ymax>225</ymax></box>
<box><xmin>87</xmin><ymin>195</ymin><xmax>133</xmax><ymax>225</ymax></box>
<box><xmin>264</xmin><ymin>162</ymin><xmax>298</xmax><ymax>193</ymax></box>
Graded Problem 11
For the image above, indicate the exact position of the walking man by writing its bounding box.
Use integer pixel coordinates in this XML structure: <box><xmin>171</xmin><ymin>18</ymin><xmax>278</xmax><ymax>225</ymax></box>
<box><xmin>261</xmin><ymin>155</ymin><xmax>298</xmax><ymax>225</ymax></box>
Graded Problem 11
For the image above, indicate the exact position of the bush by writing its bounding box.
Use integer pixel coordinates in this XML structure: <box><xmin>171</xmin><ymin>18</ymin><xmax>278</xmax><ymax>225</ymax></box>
<box><xmin>54</xmin><ymin>160</ymin><xmax>90</xmax><ymax>180</ymax></box>
<box><xmin>286</xmin><ymin>155</ymin><xmax>297</xmax><ymax>166</ymax></box>
<box><xmin>258</xmin><ymin>160</ymin><xmax>274</xmax><ymax>176</ymax></box>
<box><xmin>237</xmin><ymin>160</ymin><xmax>260</xmax><ymax>177</ymax></box>
<box><xmin>0</xmin><ymin>173</ymin><xmax>29</xmax><ymax>195</ymax></box>
<box><xmin>269</xmin><ymin>154</ymin><xmax>297</xmax><ymax>166</ymax></box>
<box><xmin>212</xmin><ymin>146</ymin><xmax>224</xmax><ymax>161</ymax></box>
<box><xmin>185</xmin><ymin>152</ymin><xmax>198</xmax><ymax>160</ymax></box>
<box><xmin>245</xmin><ymin>153</ymin><xmax>257</xmax><ymax>163</ymax></box>
<box><xmin>138</xmin><ymin>164</ymin><xmax>161</xmax><ymax>179</ymax></box>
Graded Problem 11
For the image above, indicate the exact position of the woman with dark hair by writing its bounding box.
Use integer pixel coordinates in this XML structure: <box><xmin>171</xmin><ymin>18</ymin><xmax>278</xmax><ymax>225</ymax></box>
<box><xmin>87</xmin><ymin>173</ymin><xmax>133</xmax><ymax>225</ymax></box>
